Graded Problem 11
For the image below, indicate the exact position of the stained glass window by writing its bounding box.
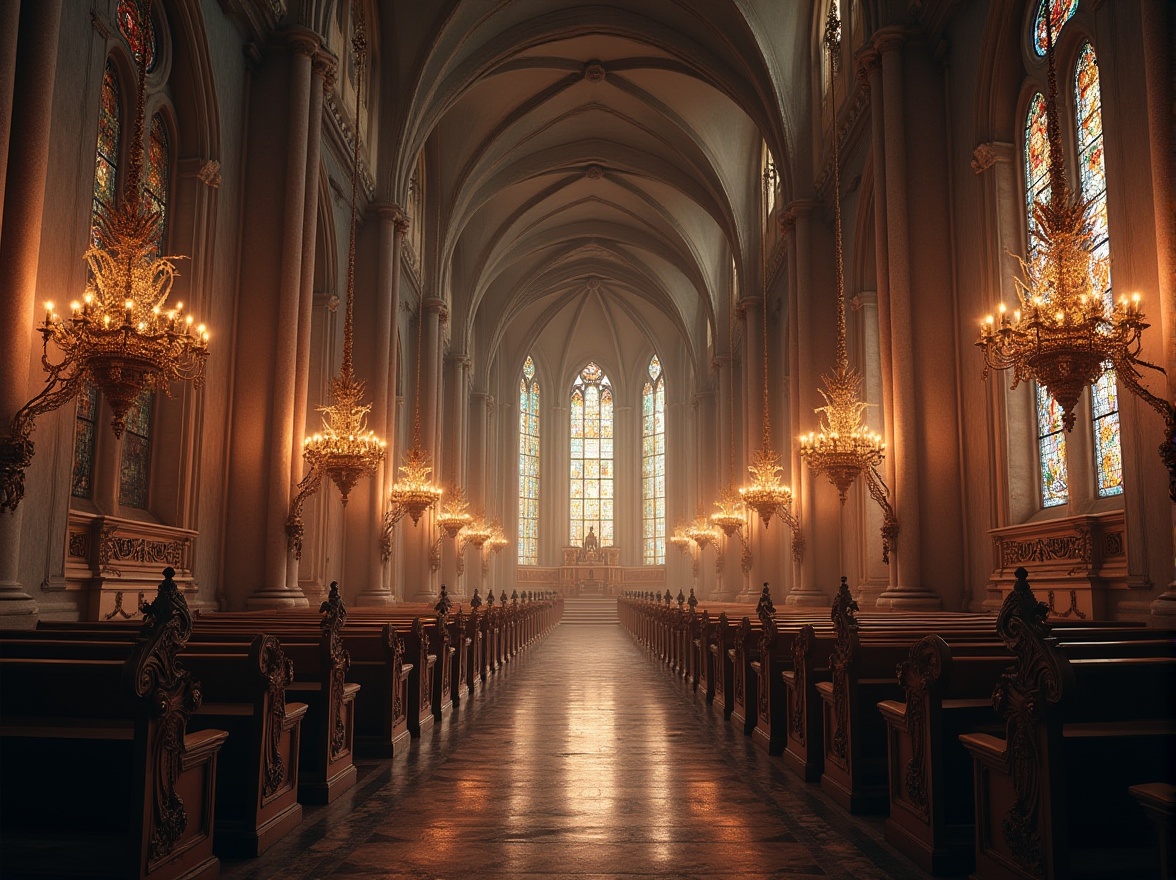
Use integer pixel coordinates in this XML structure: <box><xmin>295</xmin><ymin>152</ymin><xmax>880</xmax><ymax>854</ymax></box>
<box><xmin>117</xmin><ymin>0</ymin><xmax>157</xmax><ymax>72</ymax></box>
<box><xmin>1023</xmin><ymin>93</ymin><xmax>1069</xmax><ymax>507</ymax></box>
<box><xmin>71</xmin><ymin>383</ymin><xmax>100</xmax><ymax>500</ymax></box>
<box><xmin>570</xmin><ymin>362</ymin><xmax>614</xmax><ymax>548</ymax></box>
<box><xmin>642</xmin><ymin>356</ymin><xmax>666</xmax><ymax>564</ymax></box>
<box><xmin>1036</xmin><ymin>383</ymin><xmax>1069</xmax><ymax>507</ymax></box>
<box><xmin>145</xmin><ymin>113</ymin><xmax>170</xmax><ymax>255</ymax></box>
<box><xmin>518</xmin><ymin>356</ymin><xmax>540</xmax><ymax>565</ymax></box>
<box><xmin>92</xmin><ymin>61</ymin><xmax>121</xmax><ymax>248</ymax></box>
<box><xmin>1032</xmin><ymin>0</ymin><xmax>1078</xmax><ymax>56</ymax></box>
<box><xmin>119</xmin><ymin>388</ymin><xmax>154</xmax><ymax>509</ymax></box>
<box><xmin>1074</xmin><ymin>43</ymin><xmax>1123</xmax><ymax>496</ymax></box>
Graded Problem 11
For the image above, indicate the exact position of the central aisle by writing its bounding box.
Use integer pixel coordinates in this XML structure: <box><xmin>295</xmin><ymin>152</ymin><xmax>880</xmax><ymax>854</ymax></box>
<box><xmin>225</xmin><ymin>623</ymin><xmax>930</xmax><ymax>880</ymax></box>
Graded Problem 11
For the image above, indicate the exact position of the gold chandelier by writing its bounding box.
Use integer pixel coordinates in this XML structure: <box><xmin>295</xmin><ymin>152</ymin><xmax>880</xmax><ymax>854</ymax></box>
<box><xmin>976</xmin><ymin>0</ymin><xmax>1173</xmax><ymax>497</ymax></box>
<box><xmin>734</xmin><ymin>121</ymin><xmax>800</xmax><ymax>557</ymax></box>
<box><xmin>435</xmin><ymin>484</ymin><xmax>473</xmax><ymax>538</ymax></box>
<box><xmin>684</xmin><ymin>514</ymin><xmax>719</xmax><ymax>548</ymax></box>
<box><xmin>0</xmin><ymin>0</ymin><xmax>208</xmax><ymax>511</ymax></box>
<box><xmin>287</xmin><ymin>4</ymin><xmax>385</xmax><ymax>560</ymax></box>
<box><xmin>799</xmin><ymin>5</ymin><xmax>898</xmax><ymax>563</ymax></box>
<box><xmin>380</xmin><ymin>136</ymin><xmax>442</xmax><ymax>550</ymax></box>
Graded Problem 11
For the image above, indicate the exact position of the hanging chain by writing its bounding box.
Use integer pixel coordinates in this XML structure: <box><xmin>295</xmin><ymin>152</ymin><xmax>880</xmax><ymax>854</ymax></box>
<box><xmin>124</xmin><ymin>0</ymin><xmax>152</xmax><ymax>216</ymax></box>
<box><xmin>825</xmin><ymin>4</ymin><xmax>847</xmax><ymax>374</ymax></box>
<box><xmin>727</xmin><ymin>265</ymin><xmax>736</xmax><ymax>485</ymax></box>
<box><xmin>341</xmin><ymin>0</ymin><xmax>366</xmax><ymax>382</ymax></box>
<box><xmin>760</xmin><ymin>165</ymin><xmax>774</xmax><ymax>452</ymax></box>
<box><xmin>1042</xmin><ymin>0</ymin><xmax>1069</xmax><ymax>210</ymax></box>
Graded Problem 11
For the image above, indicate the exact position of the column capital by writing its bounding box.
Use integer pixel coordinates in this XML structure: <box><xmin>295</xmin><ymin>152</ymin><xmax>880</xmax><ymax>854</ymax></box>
<box><xmin>445</xmin><ymin>352</ymin><xmax>472</xmax><ymax>370</ymax></box>
<box><xmin>874</xmin><ymin>27</ymin><xmax>906</xmax><ymax>56</ymax></box>
<box><xmin>783</xmin><ymin>198</ymin><xmax>818</xmax><ymax>220</ymax></box>
<box><xmin>375</xmin><ymin>202</ymin><xmax>411</xmax><ymax>233</ymax></box>
<box><xmin>854</xmin><ymin>46</ymin><xmax>881</xmax><ymax>85</ymax></box>
<box><xmin>735</xmin><ymin>296</ymin><xmax>764</xmax><ymax>322</ymax></box>
<box><xmin>312</xmin><ymin>51</ymin><xmax>338</xmax><ymax>89</ymax></box>
<box><xmin>423</xmin><ymin>297</ymin><xmax>449</xmax><ymax>323</ymax></box>
<box><xmin>285</xmin><ymin>27</ymin><xmax>320</xmax><ymax>58</ymax></box>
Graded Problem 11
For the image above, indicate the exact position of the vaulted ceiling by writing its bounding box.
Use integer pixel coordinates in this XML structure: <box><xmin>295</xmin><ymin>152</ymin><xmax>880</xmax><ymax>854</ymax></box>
<box><xmin>372</xmin><ymin>1</ymin><xmax>817</xmax><ymax>392</ymax></box>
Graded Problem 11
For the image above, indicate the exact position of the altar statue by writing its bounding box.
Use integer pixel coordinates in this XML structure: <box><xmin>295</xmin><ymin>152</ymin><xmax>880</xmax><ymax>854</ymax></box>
<box><xmin>581</xmin><ymin>526</ymin><xmax>599</xmax><ymax>561</ymax></box>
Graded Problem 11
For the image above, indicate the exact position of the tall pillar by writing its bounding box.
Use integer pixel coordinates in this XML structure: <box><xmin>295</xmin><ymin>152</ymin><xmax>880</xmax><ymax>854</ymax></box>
<box><xmin>1140</xmin><ymin>0</ymin><xmax>1176</xmax><ymax>618</ymax></box>
<box><xmin>858</xmin><ymin>48</ymin><xmax>900</xmax><ymax>605</ymax></box>
<box><xmin>739</xmin><ymin>296</ymin><xmax>766</xmax><ymax>602</ymax></box>
<box><xmin>874</xmin><ymin>31</ymin><xmax>939</xmax><ymax>608</ymax></box>
<box><xmin>355</xmin><ymin>205</ymin><xmax>407</xmax><ymax>605</ymax></box>
<box><xmin>441</xmin><ymin>352</ymin><xmax>470</xmax><ymax>598</ymax></box>
<box><xmin>0</xmin><ymin>0</ymin><xmax>65</xmax><ymax>620</ymax></box>
<box><xmin>407</xmin><ymin>299</ymin><xmax>444</xmax><ymax>602</ymax></box>
<box><xmin>250</xmin><ymin>30</ymin><xmax>318</xmax><ymax>608</ymax></box>
<box><xmin>285</xmin><ymin>50</ymin><xmax>332</xmax><ymax>593</ymax></box>
<box><xmin>0</xmin><ymin>0</ymin><xmax>23</xmax><ymax>241</ymax></box>
<box><xmin>785</xmin><ymin>201</ymin><xmax>828</xmax><ymax>606</ymax></box>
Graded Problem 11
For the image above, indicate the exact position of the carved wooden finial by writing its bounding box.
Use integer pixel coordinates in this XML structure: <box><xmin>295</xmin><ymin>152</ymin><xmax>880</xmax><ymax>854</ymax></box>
<box><xmin>831</xmin><ymin>576</ymin><xmax>859</xmax><ymax>637</ymax></box>
<box><xmin>687</xmin><ymin>588</ymin><xmax>698</xmax><ymax>610</ymax></box>
<box><xmin>756</xmin><ymin>583</ymin><xmax>776</xmax><ymax>620</ymax></box>
<box><xmin>676</xmin><ymin>590</ymin><xmax>685</xmax><ymax>608</ymax></box>
<box><xmin>470</xmin><ymin>589</ymin><xmax>482</xmax><ymax>609</ymax></box>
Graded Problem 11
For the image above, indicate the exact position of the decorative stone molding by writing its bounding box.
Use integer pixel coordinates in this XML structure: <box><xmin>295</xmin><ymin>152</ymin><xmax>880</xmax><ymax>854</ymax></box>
<box><xmin>971</xmin><ymin>142</ymin><xmax>997</xmax><ymax>175</ymax></box>
<box><xmin>983</xmin><ymin>511</ymin><xmax>1129</xmax><ymax>618</ymax></box>
<box><xmin>196</xmin><ymin>159</ymin><xmax>222</xmax><ymax>188</ymax></box>
<box><xmin>323</xmin><ymin>91</ymin><xmax>375</xmax><ymax>198</ymax></box>
<box><xmin>216</xmin><ymin>0</ymin><xmax>286</xmax><ymax>45</ymax></box>
<box><xmin>585</xmin><ymin>164</ymin><xmax>604</xmax><ymax>181</ymax></box>
<box><xmin>65</xmin><ymin>512</ymin><xmax>198</xmax><ymax>620</ymax></box>
<box><xmin>583</xmin><ymin>60</ymin><xmax>606</xmax><ymax>83</ymax></box>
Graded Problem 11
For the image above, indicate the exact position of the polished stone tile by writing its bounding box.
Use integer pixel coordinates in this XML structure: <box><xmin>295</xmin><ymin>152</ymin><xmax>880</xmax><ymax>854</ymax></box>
<box><xmin>222</xmin><ymin>624</ymin><xmax>936</xmax><ymax>880</ymax></box>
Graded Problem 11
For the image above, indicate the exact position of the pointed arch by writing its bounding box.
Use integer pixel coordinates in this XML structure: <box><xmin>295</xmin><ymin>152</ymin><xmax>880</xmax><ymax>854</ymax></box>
<box><xmin>518</xmin><ymin>355</ymin><xmax>540</xmax><ymax>565</ymax></box>
<box><xmin>641</xmin><ymin>354</ymin><xmax>666</xmax><ymax>564</ymax></box>
<box><xmin>570</xmin><ymin>362</ymin><xmax>614</xmax><ymax>547</ymax></box>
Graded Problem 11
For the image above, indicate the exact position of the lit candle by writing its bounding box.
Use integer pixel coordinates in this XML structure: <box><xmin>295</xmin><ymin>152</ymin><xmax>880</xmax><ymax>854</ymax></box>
<box><xmin>124</xmin><ymin>300</ymin><xmax>133</xmax><ymax>325</ymax></box>
<box><xmin>44</xmin><ymin>301</ymin><xmax>54</xmax><ymax>324</ymax></box>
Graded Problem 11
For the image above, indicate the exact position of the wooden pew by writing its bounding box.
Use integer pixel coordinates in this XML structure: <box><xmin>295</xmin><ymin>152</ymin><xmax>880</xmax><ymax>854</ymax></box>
<box><xmin>3</xmin><ymin>627</ymin><xmax>309</xmax><ymax>857</ymax></box>
<box><xmin>960</xmin><ymin>568</ymin><xmax>1176</xmax><ymax>880</ymax></box>
<box><xmin>0</xmin><ymin>570</ymin><xmax>228</xmax><ymax>880</ymax></box>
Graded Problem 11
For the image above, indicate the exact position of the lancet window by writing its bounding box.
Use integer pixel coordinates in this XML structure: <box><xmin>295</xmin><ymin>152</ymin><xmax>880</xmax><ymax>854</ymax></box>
<box><xmin>642</xmin><ymin>356</ymin><xmax>666</xmax><ymax>564</ymax></box>
<box><xmin>570</xmin><ymin>362</ymin><xmax>614</xmax><ymax>548</ymax></box>
<box><xmin>518</xmin><ymin>357</ymin><xmax>540</xmax><ymax>565</ymax></box>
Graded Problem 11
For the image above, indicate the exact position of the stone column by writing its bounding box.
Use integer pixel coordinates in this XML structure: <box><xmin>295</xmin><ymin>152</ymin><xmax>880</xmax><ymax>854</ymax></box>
<box><xmin>739</xmin><ymin>296</ymin><xmax>766</xmax><ymax>602</ymax></box>
<box><xmin>0</xmin><ymin>0</ymin><xmax>23</xmax><ymax>239</ymax></box>
<box><xmin>407</xmin><ymin>298</ymin><xmax>445</xmax><ymax>602</ymax></box>
<box><xmin>250</xmin><ymin>30</ymin><xmax>318</xmax><ymax>608</ymax></box>
<box><xmin>859</xmin><ymin>47</ymin><xmax>900</xmax><ymax>604</ymax></box>
<box><xmin>875</xmin><ymin>31</ymin><xmax>939</xmax><ymax>608</ymax></box>
<box><xmin>285</xmin><ymin>51</ymin><xmax>332</xmax><ymax>593</ymax></box>
<box><xmin>441</xmin><ymin>352</ymin><xmax>470</xmax><ymax>598</ymax></box>
<box><xmin>1141</xmin><ymin>0</ymin><xmax>1176</xmax><ymax>619</ymax></box>
<box><xmin>784</xmin><ymin>201</ymin><xmax>828</xmax><ymax>606</ymax></box>
<box><xmin>0</xmin><ymin>0</ymin><xmax>65</xmax><ymax>620</ymax></box>
<box><xmin>356</xmin><ymin>205</ymin><xmax>407</xmax><ymax>606</ymax></box>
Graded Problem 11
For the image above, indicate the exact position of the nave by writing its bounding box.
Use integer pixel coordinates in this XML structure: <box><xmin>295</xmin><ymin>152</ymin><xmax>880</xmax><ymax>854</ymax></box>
<box><xmin>223</xmin><ymin>621</ymin><xmax>926</xmax><ymax>880</ymax></box>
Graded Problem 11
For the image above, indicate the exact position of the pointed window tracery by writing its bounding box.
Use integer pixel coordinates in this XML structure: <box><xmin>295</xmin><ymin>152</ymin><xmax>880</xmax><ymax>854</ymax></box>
<box><xmin>570</xmin><ymin>362</ymin><xmax>614</xmax><ymax>548</ymax></box>
<box><xmin>518</xmin><ymin>356</ymin><xmax>540</xmax><ymax>565</ymax></box>
<box><xmin>642</xmin><ymin>355</ymin><xmax>666</xmax><ymax>564</ymax></box>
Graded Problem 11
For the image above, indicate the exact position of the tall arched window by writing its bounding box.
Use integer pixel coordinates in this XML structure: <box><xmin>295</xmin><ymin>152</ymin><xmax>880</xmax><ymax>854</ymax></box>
<box><xmin>1024</xmin><ymin>93</ymin><xmax>1068</xmax><ymax>507</ymax></box>
<box><xmin>1074</xmin><ymin>43</ymin><xmax>1122</xmax><ymax>496</ymax></box>
<box><xmin>518</xmin><ymin>356</ymin><xmax>540</xmax><ymax>565</ymax></box>
<box><xmin>642</xmin><ymin>355</ymin><xmax>666</xmax><ymax>564</ymax></box>
<box><xmin>570</xmin><ymin>362</ymin><xmax>614</xmax><ymax>548</ymax></box>
<box><xmin>1032</xmin><ymin>0</ymin><xmax>1078</xmax><ymax>56</ymax></box>
<box><xmin>72</xmin><ymin>61</ymin><xmax>123</xmax><ymax>500</ymax></box>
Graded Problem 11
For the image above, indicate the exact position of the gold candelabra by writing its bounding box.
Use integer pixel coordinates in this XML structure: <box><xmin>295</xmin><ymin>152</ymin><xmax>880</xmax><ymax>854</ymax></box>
<box><xmin>799</xmin><ymin>4</ymin><xmax>898</xmax><ymax>563</ymax></box>
<box><xmin>0</xmin><ymin>0</ymin><xmax>208</xmax><ymax>511</ymax></box>
<box><xmin>428</xmin><ymin>485</ymin><xmax>472</xmax><ymax>571</ymax></box>
<box><xmin>287</xmin><ymin>3</ymin><xmax>385</xmax><ymax>560</ymax></box>
<box><xmin>975</xmin><ymin>0</ymin><xmax>1173</xmax><ymax>499</ymax></box>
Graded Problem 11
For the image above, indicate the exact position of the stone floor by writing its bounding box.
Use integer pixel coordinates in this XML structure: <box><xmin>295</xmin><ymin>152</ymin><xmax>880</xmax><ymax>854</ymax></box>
<box><xmin>223</xmin><ymin>623</ymin><xmax>936</xmax><ymax>880</ymax></box>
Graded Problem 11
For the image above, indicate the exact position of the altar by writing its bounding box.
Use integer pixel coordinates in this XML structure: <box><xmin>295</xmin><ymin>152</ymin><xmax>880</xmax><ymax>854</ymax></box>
<box><xmin>560</xmin><ymin>544</ymin><xmax>621</xmax><ymax>595</ymax></box>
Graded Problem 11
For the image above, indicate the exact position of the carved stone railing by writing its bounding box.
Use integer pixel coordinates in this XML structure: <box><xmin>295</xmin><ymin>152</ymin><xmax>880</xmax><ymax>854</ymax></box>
<box><xmin>984</xmin><ymin>510</ymin><xmax>1128</xmax><ymax>618</ymax></box>
<box><xmin>66</xmin><ymin>511</ymin><xmax>197</xmax><ymax>620</ymax></box>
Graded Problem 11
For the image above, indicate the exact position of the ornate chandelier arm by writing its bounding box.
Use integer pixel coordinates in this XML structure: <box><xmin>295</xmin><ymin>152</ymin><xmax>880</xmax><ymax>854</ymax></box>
<box><xmin>774</xmin><ymin>503</ymin><xmax>805</xmax><ymax>563</ymax></box>
<box><xmin>863</xmin><ymin>465</ymin><xmax>899</xmax><ymax>565</ymax></box>
<box><xmin>379</xmin><ymin>506</ymin><xmax>406</xmax><ymax>562</ymax></box>
<box><xmin>286</xmin><ymin>466</ymin><xmax>325</xmax><ymax>560</ymax></box>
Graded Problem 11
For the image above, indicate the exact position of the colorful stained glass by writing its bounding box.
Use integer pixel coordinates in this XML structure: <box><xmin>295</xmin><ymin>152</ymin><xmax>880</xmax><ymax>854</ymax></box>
<box><xmin>92</xmin><ymin>62</ymin><xmax>122</xmax><ymax>249</ymax></box>
<box><xmin>1024</xmin><ymin>92</ymin><xmax>1051</xmax><ymax>262</ymax></box>
<box><xmin>145</xmin><ymin>113</ymin><xmax>170</xmax><ymax>255</ymax></box>
<box><xmin>119</xmin><ymin>389</ymin><xmax>154</xmax><ymax>509</ymax></box>
<box><xmin>1073</xmin><ymin>44</ymin><xmax>1123</xmax><ymax>497</ymax></box>
<box><xmin>518</xmin><ymin>357</ymin><xmax>540</xmax><ymax>564</ymax></box>
<box><xmin>642</xmin><ymin>355</ymin><xmax>666</xmax><ymax>564</ymax></box>
<box><xmin>570</xmin><ymin>362</ymin><xmax>614</xmax><ymax>546</ymax></box>
<box><xmin>1032</xmin><ymin>0</ymin><xmax>1078</xmax><ymax>56</ymax></box>
<box><xmin>71</xmin><ymin>382</ymin><xmax>100</xmax><ymax>499</ymax></box>
<box><xmin>1036</xmin><ymin>383</ymin><xmax>1068</xmax><ymax>507</ymax></box>
<box><xmin>117</xmin><ymin>0</ymin><xmax>158</xmax><ymax>71</ymax></box>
